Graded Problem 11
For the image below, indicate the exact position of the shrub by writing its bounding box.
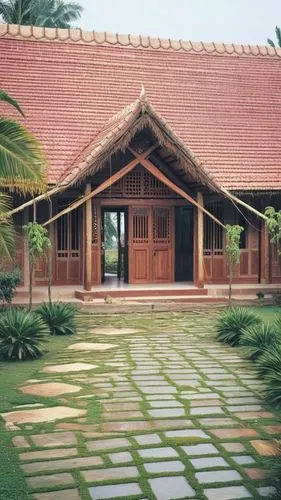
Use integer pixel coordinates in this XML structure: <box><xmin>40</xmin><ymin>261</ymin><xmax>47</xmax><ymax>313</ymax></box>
<box><xmin>36</xmin><ymin>302</ymin><xmax>76</xmax><ymax>336</ymax></box>
<box><xmin>0</xmin><ymin>308</ymin><xmax>49</xmax><ymax>360</ymax></box>
<box><xmin>0</xmin><ymin>268</ymin><xmax>21</xmax><ymax>305</ymax></box>
<box><xmin>256</xmin><ymin>344</ymin><xmax>281</xmax><ymax>378</ymax></box>
<box><xmin>216</xmin><ymin>307</ymin><xmax>261</xmax><ymax>347</ymax></box>
<box><xmin>240</xmin><ymin>323</ymin><xmax>280</xmax><ymax>362</ymax></box>
<box><xmin>264</xmin><ymin>370</ymin><xmax>281</xmax><ymax>408</ymax></box>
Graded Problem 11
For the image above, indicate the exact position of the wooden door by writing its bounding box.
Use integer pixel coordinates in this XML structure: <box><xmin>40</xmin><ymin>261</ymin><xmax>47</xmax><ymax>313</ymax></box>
<box><xmin>55</xmin><ymin>206</ymin><xmax>82</xmax><ymax>284</ymax></box>
<box><xmin>129</xmin><ymin>205</ymin><xmax>174</xmax><ymax>284</ymax></box>
<box><xmin>129</xmin><ymin>206</ymin><xmax>150</xmax><ymax>283</ymax></box>
<box><xmin>152</xmin><ymin>206</ymin><xmax>174</xmax><ymax>283</ymax></box>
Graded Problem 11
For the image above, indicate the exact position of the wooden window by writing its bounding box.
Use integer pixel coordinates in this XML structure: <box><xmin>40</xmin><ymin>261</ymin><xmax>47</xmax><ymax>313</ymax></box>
<box><xmin>153</xmin><ymin>207</ymin><xmax>170</xmax><ymax>243</ymax></box>
<box><xmin>56</xmin><ymin>203</ymin><xmax>81</xmax><ymax>258</ymax></box>
<box><xmin>204</xmin><ymin>202</ymin><xmax>224</xmax><ymax>255</ymax></box>
<box><xmin>132</xmin><ymin>207</ymin><xmax>149</xmax><ymax>243</ymax></box>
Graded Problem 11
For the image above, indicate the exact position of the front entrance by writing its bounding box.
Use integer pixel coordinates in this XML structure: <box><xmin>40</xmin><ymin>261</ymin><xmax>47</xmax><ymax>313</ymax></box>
<box><xmin>101</xmin><ymin>207</ymin><xmax>128</xmax><ymax>284</ymax></box>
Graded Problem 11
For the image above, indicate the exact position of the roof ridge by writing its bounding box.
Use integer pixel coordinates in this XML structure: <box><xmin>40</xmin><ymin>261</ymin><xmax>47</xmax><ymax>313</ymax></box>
<box><xmin>1</xmin><ymin>23</ymin><xmax>281</xmax><ymax>59</ymax></box>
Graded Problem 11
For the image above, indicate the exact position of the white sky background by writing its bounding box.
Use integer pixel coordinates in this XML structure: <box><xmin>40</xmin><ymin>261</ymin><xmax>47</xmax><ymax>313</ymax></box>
<box><xmin>78</xmin><ymin>0</ymin><xmax>280</xmax><ymax>45</ymax></box>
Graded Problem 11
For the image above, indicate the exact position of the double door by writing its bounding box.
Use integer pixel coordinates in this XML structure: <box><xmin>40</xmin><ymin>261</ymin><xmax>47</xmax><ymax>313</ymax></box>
<box><xmin>129</xmin><ymin>205</ymin><xmax>174</xmax><ymax>284</ymax></box>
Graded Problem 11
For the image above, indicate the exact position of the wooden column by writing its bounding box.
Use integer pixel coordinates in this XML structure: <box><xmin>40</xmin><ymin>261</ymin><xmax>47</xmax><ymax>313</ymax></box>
<box><xmin>260</xmin><ymin>220</ymin><xmax>270</xmax><ymax>284</ymax></box>
<box><xmin>84</xmin><ymin>184</ymin><xmax>92</xmax><ymax>291</ymax></box>
<box><xmin>196</xmin><ymin>192</ymin><xmax>205</xmax><ymax>288</ymax></box>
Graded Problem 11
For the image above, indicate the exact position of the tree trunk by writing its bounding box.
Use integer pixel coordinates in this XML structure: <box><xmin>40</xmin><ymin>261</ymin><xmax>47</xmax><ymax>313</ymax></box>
<box><xmin>228</xmin><ymin>265</ymin><xmax>233</xmax><ymax>306</ymax></box>
<box><xmin>47</xmin><ymin>248</ymin><xmax>52</xmax><ymax>305</ymax></box>
<box><xmin>29</xmin><ymin>258</ymin><xmax>33</xmax><ymax>311</ymax></box>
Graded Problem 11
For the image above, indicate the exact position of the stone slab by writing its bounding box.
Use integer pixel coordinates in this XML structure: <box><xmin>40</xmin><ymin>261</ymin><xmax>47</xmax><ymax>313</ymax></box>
<box><xmin>250</xmin><ymin>440</ymin><xmax>281</xmax><ymax>456</ymax></box>
<box><xmin>190</xmin><ymin>457</ymin><xmax>229</xmax><ymax>469</ymax></box>
<box><xmin>27</xmin><ymin>473</ymin><xmax>74</xmax><ymax>489</ymax></box>
<box><xmin>210</xmin><ymin>428</ymin><xmax>258</xmax><ymax>439</ymax></box>
<box><xmin>134</xmin><ymin>433</ymin><xmax>162</xmax><ymax>445</ymax></box>
<box><xmin>1</xmin><ymin>407</ymin><xmax>86</xmax><ymax>424</ymax></box>
<box><xmin>138</xmin><ymin>447</ymin><xmax>178</xmax><ymax>459</ymax></box>
<box><xmin>82</xmin><ymin>466</ymin><xmax>139</xmax><ymax>482</ymax></box>
<box><xmin>196</xmin><ymin>470</ymin><xmax>242</xmax><ymax>484</ymax></box>
<box><xmin>108</xmin><ymin>452</ymin><xmax>133</xmax><ymax>464</ymax></box>
<box><xmin>165</xmin><ymin>429</ymin><xmax>209</xmax><ymax>439</ymax></box>
<box><xmin>42</xmin><ymin>363</ymin><xmax>97</xmax><ymax>373</ymax></box>
<box><xmin>68</xmin><ymin>343</ymin><xmax>117</xmax><ymax>351</ymax></box>
<box><xmin>12</xmin><ymin>436</ymin><xmax>30</xmax><ymax>448</ymax></box>
<box><xmin>87</xmin><ymin>438</ymin><xmax>131</xmax><ymax>452</ymax></box>
<box><xmin>90</xmin><ymin>328</ymin><xmax>140</xmax><ymax>335</ymax></box>
<box><xmin>144</xmin><ymin>460</ymin><xmax>185</xmax><ymax>473</ymax></box>
<box><xmin>204</xmin><ymin>486</ymin><xmax>252</xmax><ymax>499</ymax></box>
<box><xmin>20</xmin><ymin>448</ymin><xmax>77</xmax><ymax>461</ymax></box>
<box><xmin>22</xmin><ymin>455</ymin><xmax>103</xmax><ymax>473</ymax></box>
<box><xmin>20</xmin><ymin>383</ymin><xmax>81</xmax><ymax>397</ymax></box>
<box><xmin>31</xmin><ymin>431</ymin><xmax>77</xmax><ymax>447</ymax></box>
<box><xmin>182</xmin><ymin>444</ymin><xmax>219</xmax><ymax>456</ymax></box>
<box><xmin>89</xmin><ymin>483</ymin><xmax>142</xmax><ymax>499</ymax></box>
<box><xmin>148</xmin><ymin>476</ymin><xmax>195</xmax><ymax>499</ymax></box>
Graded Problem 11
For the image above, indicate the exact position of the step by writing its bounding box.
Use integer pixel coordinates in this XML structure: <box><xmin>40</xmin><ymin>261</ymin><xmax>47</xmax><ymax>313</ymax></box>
<box><xmin>75</xmin><ymin>287</ymin><xmax>208</xmax><ymax>301</ymax></box>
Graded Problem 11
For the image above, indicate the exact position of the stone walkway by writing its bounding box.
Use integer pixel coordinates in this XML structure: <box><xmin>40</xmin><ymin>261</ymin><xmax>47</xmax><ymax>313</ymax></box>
<box><xmin>2</xmin><ymin>312</ymin><xmax>281</xmax><ymax>499</ymax></box>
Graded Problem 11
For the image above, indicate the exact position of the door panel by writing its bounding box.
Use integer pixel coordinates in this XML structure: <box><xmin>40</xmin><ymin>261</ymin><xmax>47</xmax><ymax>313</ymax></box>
<box><xmin>175</xmin><ymin>207</ymin><xmax>193</xmax><ymax>281</ymax></box>
<box><xmin>129</xmin><ymin>206</ymin><xmax>150</xmax><ymax>283</ymax></box>
<box><xmin>152</xmin><ymin>207</ymin><xmax>174</xmax><ymax>283</ymax></box>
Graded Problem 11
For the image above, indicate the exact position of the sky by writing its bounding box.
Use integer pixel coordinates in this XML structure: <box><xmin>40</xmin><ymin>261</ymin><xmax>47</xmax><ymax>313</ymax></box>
<box><xmin>78</xmin><ymin>0</ymin><xmax>280</xmax><ymax>45</ymax></box>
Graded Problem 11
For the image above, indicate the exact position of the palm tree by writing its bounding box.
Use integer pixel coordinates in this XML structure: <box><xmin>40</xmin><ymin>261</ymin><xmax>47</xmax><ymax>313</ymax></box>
<box><xmin>0</xmin><ymin>0</ymin><xmax>83</xmax><ymax>28</ymax></box>
<box><xmin>267</xmin><ymin>25</ymin><xmax>281</xmax><ymax>47</ymax></box>
<box><xmin>0</xmin><ymin>89</ymin><xmax>45</xmax><ymax>260</ymax></box>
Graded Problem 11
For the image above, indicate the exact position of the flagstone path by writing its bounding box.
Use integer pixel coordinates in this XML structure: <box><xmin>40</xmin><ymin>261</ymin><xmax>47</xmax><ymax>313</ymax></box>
<box><xmin>2</xmin><ymin>312</ymin><xmax>281</xmax><ymax>499</ymax></box>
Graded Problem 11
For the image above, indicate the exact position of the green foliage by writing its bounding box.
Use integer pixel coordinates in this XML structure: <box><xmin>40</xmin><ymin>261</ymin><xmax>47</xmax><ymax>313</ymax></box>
<box><xmin>36</xmin><ymin>302</ymin><xmax>76</xmax><ymax>335</ymax></box>
<box><xmin>264</xmin><ymin>369</ymin><xmax>281</xmax><ymax>408</ymax></box>
<box><xmin>216</xmin><ymin>307</ymin><xmax>261</xmax><ymax>346</ymax></box>
<box><xmin>24</xmin><ymin>222</ymin><xmax>51</xmax><ymax>261</ymax></box>
<box><xmin>0</xmin><ymin>0</ymin><xmax>83</xmax><ymax>28</ymax></box>
<box><xmin>0</xmin><ymin>268</ymin><xmax>21</xmax><ymax>305</ymax></box>
<box><xmin>265</xmin><ymin>206</ymin><xmax>281</xmax><ymax>253</ymax></box>
<box><xmin>0</xmin><ymin>308</ymin><xmax>49</xmax><ymax>360</ymax></box>
<box><xmin>267</xmin><ymin>25</ymin><xmax>281</xmax><ymax>48</ymax></box>
<box><xmin>240</xmin><ymin>322</ymin><xmax>280</xmax><ymax>361</ymax></box>
<box><xmin>105</xmin><ymin>250</ymin><xmax>118</xmax><ymax>274</ymax></box>
<box><xmin>256</xmin><ymin>344</ymin><xmax>281</xmax><ymax>378</ymax></box>
<box><xmin>225</xmin><ymin>224</ymin><xmax>244</xmax><ymax>266</ymax></box>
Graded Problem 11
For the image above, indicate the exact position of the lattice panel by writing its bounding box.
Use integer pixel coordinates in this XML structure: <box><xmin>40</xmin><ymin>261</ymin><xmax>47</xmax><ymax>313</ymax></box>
<box><xmin>100</xmin><ymin>166</ymin><xmax>176</xmax><ymax>198</ymax></box>
<box><xmin>153</xmin><ymin>207</ymin><xmax>170</xmax><ymax>243</ymax></box>
<box><xmin>144</xmin><ymin>171</ymin><xmax>172</xmax><ymax>197</ymax></box>
<box><xmin>132</xmin><ymin>207</ymin><xmax>149</xmax><ymax>243</ymax></box>
<box><xmin>92</xmin><ymin>204</ymin><xmax>99</xmax><ymax>245</ymax></box>
<box><xmin>124</xmin><ymin>169</ymin><xmax>142</xmax><ymax>196</ymax></box>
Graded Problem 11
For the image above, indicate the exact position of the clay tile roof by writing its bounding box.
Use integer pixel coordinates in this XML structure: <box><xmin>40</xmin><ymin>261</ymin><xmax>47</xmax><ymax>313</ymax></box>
<box><xmin>1</xmin><ymin>23</ymin><xmax>281</xmax><ymax>191</ymax></box>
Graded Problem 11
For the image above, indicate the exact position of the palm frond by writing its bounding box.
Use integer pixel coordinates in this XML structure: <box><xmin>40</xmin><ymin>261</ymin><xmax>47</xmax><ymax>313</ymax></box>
<box><xmin>0</xmin><ymin>117</ymin><xmax>46</xmax><ymax>194</ymax></box>
<box><xmin>0</xmin><ymin>89</ymin><xmax>25</xmax><ymax>116</ymax></box>
<box><xmin>0</xmin><ymin>192</ymin><xmax>15</xmax><ymax>261</ymax></box>
<box><xmin>275</xmin><ymin>26</ymin><xmax>281</xmax><ymax>47</ymax></box>
<box><xmin>267</xmin><ymin>38</ymin><xmax>276</xmax><ymax>47</ymax></box>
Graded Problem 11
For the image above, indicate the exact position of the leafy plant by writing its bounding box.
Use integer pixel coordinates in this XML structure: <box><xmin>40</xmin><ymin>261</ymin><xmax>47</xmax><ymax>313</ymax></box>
<box><xmin>216</xmin><ymin>307</ymin><xmax>261</xmax><ymax>346</ymax></box>
<box><xmin>36</xmin><ymin>302</ymin><xmax>76</xmax><ymax>335</ymax></box>
<box><xmin>0</xmin><ymin>90</ymin><xmax>45</xmax><ymax>262</ymax></box>
<box><xmin>0</xmin><ymin>268</ymin><xmax>21</xmax><ymax>305</ymax></box>
<box><xmin>225</xmin><ymin>224</ymin><xmax>244</xmax><ymax>304</ymax></box>
<box><xmin>0</xmin><ymin>0</ymin><xmax>83</xmax><ymax>28</ymax></box>
<box><xmin>24</xmin><ymin>222</ymin><xmax>51</xmax><ymax>310</ymax></box>
<box><xmin>240</xmin><ymin>323</ymin><xmax>280</xmax><ymax>362</ymax></box>
<box><xmin>264</xmin><ymin>370</ymin><xmax>281</xmax><ymax>408</ymax></box>
<box><xmin>256</xmin><ymin>344</ymin><xmax>281</xmax><ymax>378</ymax></box>
<box><xmin>0</xmin><ymin>308</ymin><xmax>49</xmax><ymax>360</ymax></box>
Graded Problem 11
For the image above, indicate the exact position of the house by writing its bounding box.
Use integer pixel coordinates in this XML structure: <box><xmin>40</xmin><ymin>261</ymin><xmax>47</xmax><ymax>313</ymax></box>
<box><xmin>1</xmin><ymin>24</ymin><xmax>281</xmax><ymax>300</ymax></box>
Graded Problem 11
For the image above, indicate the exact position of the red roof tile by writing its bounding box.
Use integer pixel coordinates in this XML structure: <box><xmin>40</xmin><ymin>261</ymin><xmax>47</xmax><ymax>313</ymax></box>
<box><xmin>1</xmin><ymin>24</ymin><xmax>281</xmax><ymax>191</ymax></box>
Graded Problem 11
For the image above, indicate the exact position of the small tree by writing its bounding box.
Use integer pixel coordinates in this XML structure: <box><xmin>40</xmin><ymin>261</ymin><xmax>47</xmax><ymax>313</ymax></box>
<box><xmin>265</xmin><ymin>207</ymin><xmax>281</xmax><ymax>253</ymax></box>
<box><xmin>24</xmin><ymin>222</ymin><xmax>51</xmax><ymax>310</ymax></box>
<box><xmin>225</xmin><ymin>224</ymin><xmax>244</xmax><ymax>304</ymax></box>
